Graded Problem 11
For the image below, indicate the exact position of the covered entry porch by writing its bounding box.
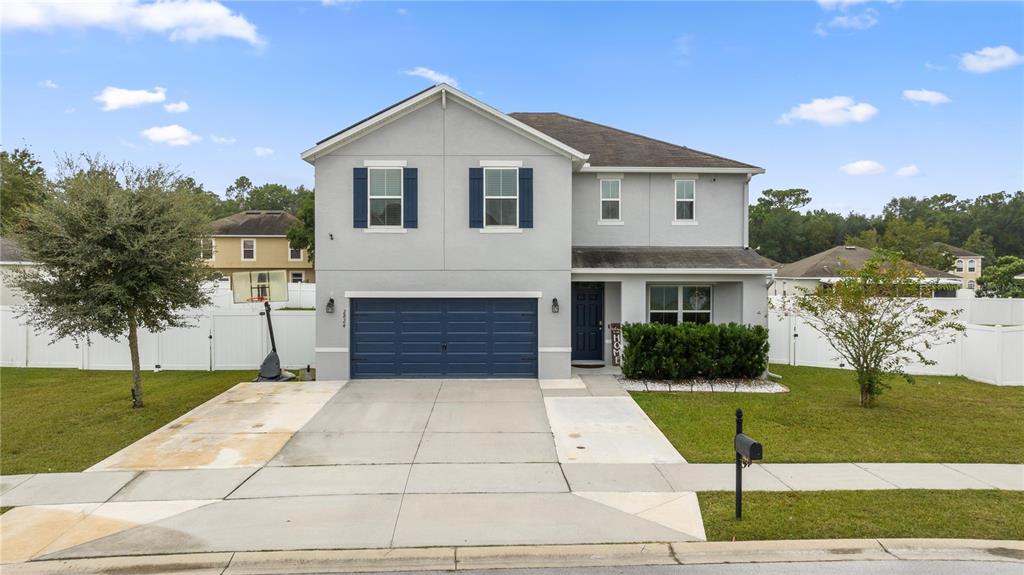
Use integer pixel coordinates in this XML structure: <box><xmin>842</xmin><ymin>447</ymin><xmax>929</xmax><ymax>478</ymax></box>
<box><xmin>570</xmin><ymin>246</ymin><xmax>776</xmax><ymax>367</ymax></box>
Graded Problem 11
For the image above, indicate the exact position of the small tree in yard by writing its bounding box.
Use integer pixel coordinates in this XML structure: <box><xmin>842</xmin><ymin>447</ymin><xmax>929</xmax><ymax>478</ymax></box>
<box><xmin>9</xmin><ymin>157</ymin><xmax>214</xmax><ymax>408</ymax></box>
<box><xmin>780</xmin><ymin>251</ymin><xmax>965</xmax><ymax>407</ymax></box>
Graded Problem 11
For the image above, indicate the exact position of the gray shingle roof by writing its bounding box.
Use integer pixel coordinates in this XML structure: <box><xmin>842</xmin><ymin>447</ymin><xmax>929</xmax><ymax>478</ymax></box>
<box><xmin>510</xmin><ymin>113</ymin><xmax>761</xmax><ymax>170</ymax></box>
<box><xmin>933</xmin><ymin>242</ymin><xmax>983</xmax><ymax>258</ymax></box>
<box><xmin>0</xmin><ymin>237</ymin><xmax>29</xmax><ymax>263</ymax></box>
<box><xmin>211</xmin><ymin>211</ymin><xmax>297</xmax><ymax>236</ymax></box>
<box><xmin>572</xmin><ymin>246</ymin><xmax>776</xmax><ymax>270</ymax></box>
<box><xmin>776</xmin><ymin>245</ymin><xmax>958</xmax><ymax>279</ymax></box>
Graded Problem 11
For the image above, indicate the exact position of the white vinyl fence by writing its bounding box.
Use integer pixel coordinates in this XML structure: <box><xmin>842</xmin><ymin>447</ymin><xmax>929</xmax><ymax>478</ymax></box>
<box><xmin>1</xmin><ymin>284</ymin><xmax>317</xmax><ymax>371</ymax></box>
<box><xmin>768</xmin><ymin>297</ymin><xmax>1024</xmax><ymax>386</ymax></box>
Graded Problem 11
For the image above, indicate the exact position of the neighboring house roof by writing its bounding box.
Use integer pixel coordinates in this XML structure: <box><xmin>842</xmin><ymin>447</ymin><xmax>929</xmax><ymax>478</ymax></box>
<box><xmin>776</xmin><ymin>245</ymin><xmax>959</xmax><ymax>280</ymax></box>
<box><xmin>302</xmin><ymin>84</ymin><xmax>589</xmax><ymax>165</ymax></box>
<box><xmin>509</xmin><ymin>112</ymin><xmax>762</xmax><ymax>172</ymax></box>
<box><xmin>210</xmin><ymin>211</ymin><xmax>297</xmax><ymax>237</ymax></box>
<box><xmin>0</xmin><ymin>237</ymin><xmax>31</xmax><ymax>264</ymax></box>
<box><xmin>933</xmin><ymin>242</ymin><xmax>984</xmax><ymax>258</ymax></box>
<box><xmin>572</xmin><ymin>246</ymin><xmax>776</xmax><ymax>273</ymax></box>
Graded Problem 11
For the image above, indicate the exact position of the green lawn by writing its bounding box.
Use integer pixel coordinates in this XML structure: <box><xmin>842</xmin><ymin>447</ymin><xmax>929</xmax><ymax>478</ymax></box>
<box><xmin>700</xmin><ymin>490</ymin><xmax>1024</xmax><ymax>541</ymax></box>
<box><xmin>633</xmin><ymin>364</ymin><xmax>1024</xmax><ymax>463</ymax></box>
<box><xmin>0</xmin><ymin>368</ymin><xmax>251</xmax><ymax>475</ymax></box>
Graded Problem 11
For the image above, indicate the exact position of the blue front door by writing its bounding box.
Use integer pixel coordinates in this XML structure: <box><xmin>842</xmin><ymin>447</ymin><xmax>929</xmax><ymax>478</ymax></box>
<box><xmin>571</xmin><ymin>282</ymin><xmax>604</xmax><ymax>361</ymax></box>
<box><xmin>350</xmin><ymin>298</ymin><xmax>537</xmax><ymax>378</ymax></box>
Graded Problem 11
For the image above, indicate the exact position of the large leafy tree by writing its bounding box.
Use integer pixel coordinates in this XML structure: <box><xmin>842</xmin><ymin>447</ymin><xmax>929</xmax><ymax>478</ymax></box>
<box><xmin>977</xmin><ymin>256</ymin><xmax>1024</xmax><ymax>299</ymax></box>
<box><xmin>780</xmin><ymin>251</ymin><xmax>965</xmax><ymax>407</ymax></box>
<box><xmin>0</xmin><ymin>148</ymin><xmax>47</xmax><ymax>234</ymax></box>
<box><xmin>10</xmin><ymin>157</ymin><xmax>214</xmax><ymax>408</ymax></box>
<box><xmin>287</xmin><ymin>186</ymin><xmax>315</xmax><ymax>262</ymax></box>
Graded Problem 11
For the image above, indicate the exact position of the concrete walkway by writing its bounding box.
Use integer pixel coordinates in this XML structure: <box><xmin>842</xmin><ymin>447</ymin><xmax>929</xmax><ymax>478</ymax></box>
<box><xmin>1</xmin><ymin>375</ymin><xmax>1021</xmax><ymax>565</ymax></box>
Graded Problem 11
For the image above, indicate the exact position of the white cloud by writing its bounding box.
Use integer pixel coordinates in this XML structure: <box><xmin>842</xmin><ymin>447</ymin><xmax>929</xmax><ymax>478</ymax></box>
<box><xmin>94</xmin><ymin>86</ymin><xmax>166</xmax><ymax>111</ymax></box>
<box><xmin>2</xmin><ymin>0</ymin><xmax>263</xmax><ymax>46</ymax></box>
<box><xmin>211</xmin><ymin>135</ymin><xmax>236</xmax><ymax>144</ymax></box>
<box><xmin>39</xmin><ymin>79</ymin><xmax>58</xmax><ymax>89</ymax></box>
<box><xmin>960</xmin><ymin>45</ymin><xmax>1024</xmax><ymax>74</ymax></box>
<box><xmin>396</xmin><ymin>8</ymin><xmax>409</xmax><ymax>16</ymax></box>
<box><xmin>164</xmin><ymin>101</ymin><xmax>190</xmax><ymax>113</ymax></box>
<box><xmin>840</xmin><ymin>160</ymin><xmax>885</xmax><ymax>175</ymax></box>
<box><xmin>778</xmin><ymin>96</ymin><xmax>878</xmax><ymax>126</ymax></box>
<box><xmin>924</xmin><ymin>61</ymin><xmax>945</xmax><ymax>71</ymax></box>
<box><xmin>827</xmin><ymin>8</ymin><xmax>878</xmax><ymax>31</ymax></box>
<box><xmin>896</xmin><ymin>165</ymin><xmax>921</xmax><ymax>177</ymax></box>
<box><xmin>674</xmin><ymin>34</ymin><xmax>695</xmax><ymax>64</ymax></box>
<box><xmin>817</xmin><ymin>0</ymin><xmax>871</xmax><ymax>10</ymax></box>
<box><xmin>253</xmin><ymin>146</ymin><xmax>274</xmax><ymax>157</ymax></box>
<box><xmin>140</xmin><ymin>124</ymin><xmax>201</xmax><ymax>146</ymax></box>
<box><xmin>402</xmin><ymin>67</ymin><xmax>458</xmax><ymax>88</ymax></box>
<box><xmin>902</xmin><ymin>89</ymin><xmax>951</xmax><ymax>105</ymax></box>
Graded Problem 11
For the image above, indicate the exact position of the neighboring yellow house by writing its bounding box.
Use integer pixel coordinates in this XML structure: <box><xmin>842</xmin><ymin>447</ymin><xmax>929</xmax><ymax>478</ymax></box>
<box><xmin>935</xmin><ymin>242</ymin><xmax>983</xmax><ymax>289</ymax></box>
<box><xmin>206</xmin><ymin>211</ymin><xmax>315</xmax><ymax>284</ymax></box>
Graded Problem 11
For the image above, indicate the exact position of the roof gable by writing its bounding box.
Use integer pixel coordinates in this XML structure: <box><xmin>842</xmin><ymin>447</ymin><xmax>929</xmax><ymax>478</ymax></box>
<box><xmin>776</xmin><ymin>245</ymin><xmax>958</xmax><ymax>279</ymax></box>
<box><xmin>302</xmin><ymin>84</ymin><xmax>589</xmax><ymax>165</ymax></box>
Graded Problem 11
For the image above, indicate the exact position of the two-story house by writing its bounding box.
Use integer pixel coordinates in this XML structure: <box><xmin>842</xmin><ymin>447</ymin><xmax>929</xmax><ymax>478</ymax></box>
<box><xmin>206</xmin><ymin>210</ymin><xmax>315</xmax><ymax>285</ymax></box>
<box><xmin>303</xmin><ymin>85</ymin><xmax>774</xmax><ymax>380</ymax></box>
<box><xmin>934</xmin><ymin>242</ymin><xmax>983</xmax><ymax>289</ymax></box>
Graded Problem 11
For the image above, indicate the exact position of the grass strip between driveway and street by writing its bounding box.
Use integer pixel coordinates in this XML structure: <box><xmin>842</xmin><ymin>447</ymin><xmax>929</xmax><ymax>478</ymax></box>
<box><xmin>0</xmin><ymin>367</ymin><xmax>252</xmax><ymax>475</ymax></box>
<box><xmin>634</xmin><ymin>364</ymin><xmax>1024</xmax><ymax>463</ymax></box>
<box><xmin>699</xmin><ymin>490</ymin><xmax>1024</xmax><ymax>541</ymax></box>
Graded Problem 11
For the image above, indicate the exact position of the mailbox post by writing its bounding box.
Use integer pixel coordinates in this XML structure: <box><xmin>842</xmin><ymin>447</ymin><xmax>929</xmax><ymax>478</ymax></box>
<box><xmin>734</xmin><ymin>408</ymin><xmax>763</xmax><ymax>520</ymax></box>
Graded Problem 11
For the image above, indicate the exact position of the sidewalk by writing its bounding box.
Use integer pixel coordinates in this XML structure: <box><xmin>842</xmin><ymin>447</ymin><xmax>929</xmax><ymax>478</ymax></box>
<box><xmin>2</xmin><ymin>539</ymin><xmax>1021</xmax><ymax>574</ymax></box>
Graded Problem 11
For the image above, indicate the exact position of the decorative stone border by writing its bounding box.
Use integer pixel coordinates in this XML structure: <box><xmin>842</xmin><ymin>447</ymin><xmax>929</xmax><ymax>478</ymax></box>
<box><xmin>617</xmin><ymin>376</ymin><xmax>788</xmax><ymax>394</ymax></box>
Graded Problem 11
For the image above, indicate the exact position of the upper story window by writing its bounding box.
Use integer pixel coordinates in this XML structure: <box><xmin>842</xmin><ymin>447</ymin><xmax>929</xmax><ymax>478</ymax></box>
<box><xmin>674</xmin><ymin>180</ymin><xmax>696</xmax><ymax>223</ymax></box>
<box><xmin>955</xmin><ymin>259</ymin><xmax>964</xmax><ymax>272</ymax></box>
<box><xmin>241</xmin><ymin>239</ymin><xmax>255</xmax><ymax>261</ymax></box>
<box><xmin>368</xmin><ymin>167</ymin><xmax>403</xmax><ymax>227</ymax></box>
<box><xmin>600</xmin><ymin>179</ymin><xmax>621</xmax><ymax>222</ymax></box>
<box><xmin>288</xmin><ymin>244</ymin><xmax>302</xmax><ymax>261</ymax></box>
<box><xmin>484</xmin><ymin>167</ymin><xmax>518</xmax><ymax>227</ymax></box>
<box><xmin>967</xmin><ymin>259</ymin><xmax>976</xmax><ymax>272</ymax></box>
<box><xmin>200</xmin><ymin>238</ymin><xmax>215</xmax><ymax>261</ymax></box>
<box><xmin>648</xmin><ymin>285</ymin><xmax>712</xmax><ymax>325</ymax></box>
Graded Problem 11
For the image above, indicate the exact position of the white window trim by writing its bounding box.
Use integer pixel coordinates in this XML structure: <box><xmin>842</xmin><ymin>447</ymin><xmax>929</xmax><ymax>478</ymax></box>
<box><xmin>956</xmin><ymin>260</ymin><xmax>964</xmax><ymax>272</ymax></box>
<box><xmin>646</xmin><ymin>284</ymin><xmax>713</xmax><ymax>324</ymax></box>
<box><xmin>479</xmin><ymin>160</ymin><xmax>523</xmax><ymax>167</ymax></box>
<box><xmin>967</xmin><ymin>280</ymin><xmax>976</xmax><ymax>289</ymax></box>
<box><xmin>673</xmin><ymin>179</ymin><xmax>697</xmax><ymax>225</ymax></box>
<box><xmin>673</xmin><ymin>180</ymin><xmax>697</xmax><ymax>223</ymax></box>
<box><xmin>290</xmin><ymin>270</ymin><xmax>305</xmax><ymax>283</ymax></box>
<box><xmin>241</xmin><ymin>238</ymin><xmax>256</xmax><ymax>261</ymax></box>
<box><xmin>201</xmin><ymin>238</ymin><xmax>216</xmax><ymax>262</ymax></box>
<box><xmin>288</xmin><ymin>244</ymin><xmax>302</xmax><ymax>262</ymax></box>
<box><xmin>967</xmin><ymin>259</ymin><xmax>976</xmax><ymax>272</ymax></box>
<box><xmin>483</xmin><ymin>166</ymin><xmax>519</xmax><ymax>229</ymax></box>
<box><xmin>364</xmin><ymin>228</ymin><xmax>408</xmax><ymax>234</ymax></box>
<box><xmin>363</xmin><ymin>160</ymin><xmax>407</xmax><ymax>167</ymax></box>
<box><xmin>367</xmin><ymin>166</ymin><xmax>404</xmax><ymax>229</ymax></box>
<box><xmin>599</xmin><ymin>178</ymin><xmax>622</xmax><ymax>223</ymax></box>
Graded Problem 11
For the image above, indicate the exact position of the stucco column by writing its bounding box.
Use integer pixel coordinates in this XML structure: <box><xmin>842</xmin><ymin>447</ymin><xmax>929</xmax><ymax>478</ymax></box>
<box><xmin>620</xmin><ymin>277</ymin><xmax>647</xmax><ymax>324</ymax></box>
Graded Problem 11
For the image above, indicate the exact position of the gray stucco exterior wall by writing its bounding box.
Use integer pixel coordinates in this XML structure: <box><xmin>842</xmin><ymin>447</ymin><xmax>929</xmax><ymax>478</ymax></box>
<box><xmin>571</xmin><ymin>172</ymin><xmax>748</xmax><ymax>247</ymax></box>
<box><xmin>313</xmin><ymin>97</ymin><xmax>573</xmax><ymax>380</ymax></box>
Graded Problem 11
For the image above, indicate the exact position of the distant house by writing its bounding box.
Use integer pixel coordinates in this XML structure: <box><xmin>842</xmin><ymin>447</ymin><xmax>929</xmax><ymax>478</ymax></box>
<box><xmin>771</xmin><ymin>245</ymin><xmax>961</xmax><ymax>297</ymax></box>
<box><xmin>934</xmin><ymin>242</ymin><xmax>983</xmax><ymax>290</ymax></box>
<box><xmin>0</xmin><ymin>237</ymin><xmax>33</xmax><ymax>305</ymax></box>
<box><xmin>206</xmin><ymin>211</ymin><xmax>314</xmax><ymax>284</ymax></box>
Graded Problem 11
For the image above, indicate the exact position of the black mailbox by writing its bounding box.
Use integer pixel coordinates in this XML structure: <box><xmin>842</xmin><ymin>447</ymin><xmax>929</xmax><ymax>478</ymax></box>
<box><xmin>735</xmin><ymin>433</ymin><xmax>763</xmax><ymax>462</ymax></box>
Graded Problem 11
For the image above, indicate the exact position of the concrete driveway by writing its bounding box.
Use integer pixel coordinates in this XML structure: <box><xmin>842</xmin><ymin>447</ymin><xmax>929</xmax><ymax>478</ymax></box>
<box><xmin>1</xmin><ymin>376</ymin><xmax>704</xmax><ymax>563</ymax></box>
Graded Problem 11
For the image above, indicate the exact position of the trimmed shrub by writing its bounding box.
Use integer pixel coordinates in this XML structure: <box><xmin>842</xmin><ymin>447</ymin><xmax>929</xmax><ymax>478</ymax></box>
<box><xmin>620</xmin><ymin>322</ymin><xmax>769</xmax><ymax>380</ymax></box>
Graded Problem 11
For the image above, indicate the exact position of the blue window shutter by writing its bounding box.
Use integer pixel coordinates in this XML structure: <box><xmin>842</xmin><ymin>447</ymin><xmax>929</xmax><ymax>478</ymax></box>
<box><xmin>403</xmin><ymin>168</ymin><xmax>418</xmax><ymax>229</ymax></box>
<box><xmin>518</xmin><ymin>167</ymin><xmax>533</xmax><ymax>229</ymax></box>
<box><xmin>469</xmin><ymin>168</ymin><xmax>484</xmax><ymax>228</ymax></box>
<box><xmin>353</xmin><ymin>167</ymin><xmax>368</xmax><ymax>228</ymax></box>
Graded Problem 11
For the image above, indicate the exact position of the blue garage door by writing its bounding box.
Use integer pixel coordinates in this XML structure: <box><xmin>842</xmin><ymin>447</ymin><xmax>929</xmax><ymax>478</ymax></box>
<box><xmin>351</xmin><ymin>298</ymin><xmax>538</xmax><ymax>378</ymax></box>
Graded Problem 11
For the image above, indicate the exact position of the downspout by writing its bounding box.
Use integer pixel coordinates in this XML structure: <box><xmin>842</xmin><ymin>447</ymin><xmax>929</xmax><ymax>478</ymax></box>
<box><xmin>743</xmin><ymin>173</ymin><xmax>751</xmax><ymax>247</ymax></box>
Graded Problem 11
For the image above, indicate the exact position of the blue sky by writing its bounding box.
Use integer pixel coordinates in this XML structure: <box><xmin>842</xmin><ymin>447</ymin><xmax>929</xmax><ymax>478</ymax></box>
<box><xmin>3</xmin><ymin>1</ymin><xmax>1022</xmax><ymax>214</ymax></box>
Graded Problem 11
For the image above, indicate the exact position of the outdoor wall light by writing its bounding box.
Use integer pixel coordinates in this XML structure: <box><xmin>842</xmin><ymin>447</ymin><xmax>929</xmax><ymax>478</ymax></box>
<box><xmin>551</xmin><ymin>298</ymin><xmax>559</xmax><ymax>313</ymax></box>
<box><xmin>325</xmin><ymin>297</ymin><xmax>335</xmax><ymax>314</ymax></box>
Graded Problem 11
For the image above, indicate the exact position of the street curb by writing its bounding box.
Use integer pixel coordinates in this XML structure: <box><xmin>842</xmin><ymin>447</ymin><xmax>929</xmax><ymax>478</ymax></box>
<box><xmin>2</xmin><ymin>539</ymin><xmax>1021</xmax><ymax>573</ymax></box>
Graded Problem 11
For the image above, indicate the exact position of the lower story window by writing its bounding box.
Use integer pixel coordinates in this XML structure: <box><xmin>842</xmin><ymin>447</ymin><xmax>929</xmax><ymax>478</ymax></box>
<box><xmin>290</xmin><ymin>271</ymin><xmax>304</xmax><ymax>283</ymax></box>
<box><xmin>648</xmin><ymin>285</ymin><xmax>712</xmax><ymax>325</ymax></box>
